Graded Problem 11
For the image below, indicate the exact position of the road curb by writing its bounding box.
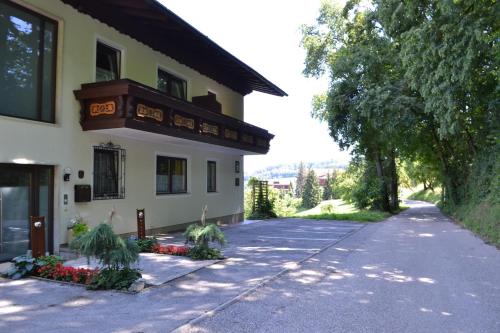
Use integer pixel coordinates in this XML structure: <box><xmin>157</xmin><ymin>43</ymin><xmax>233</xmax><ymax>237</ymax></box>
<box><xmin>170</xmin><ymin>223</ymin><xmax>366</xmax><ymax>333</ymax></box>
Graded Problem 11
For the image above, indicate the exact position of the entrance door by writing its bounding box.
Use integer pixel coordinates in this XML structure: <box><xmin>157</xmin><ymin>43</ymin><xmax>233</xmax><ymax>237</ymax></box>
<box><xmin>0</xmin><ymin>164</ymin><xmax>53</xmax><ymax>261</ymax></box>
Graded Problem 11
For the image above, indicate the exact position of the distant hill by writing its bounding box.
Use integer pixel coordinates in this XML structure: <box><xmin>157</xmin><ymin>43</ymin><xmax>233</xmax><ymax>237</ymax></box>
<box><xmin>245</xmin><ymin>159</ymin><xmax>348</xmax><ymax>181</ymax></box>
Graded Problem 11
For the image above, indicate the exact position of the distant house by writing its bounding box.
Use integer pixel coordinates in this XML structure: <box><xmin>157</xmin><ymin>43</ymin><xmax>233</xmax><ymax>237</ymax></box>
<box><xmin>318</xmin><ymin>175</ymin><xmax>328</xmax><ymax>187</ymax></box>
<box><xmin>0</xmin><ymin>0</ymin><xmax>286</xmax><ymax>261</ymax></box>
<box><xmin>272</xmin><ymin>181</ymin><xmax>292</xmax><ymax>192</ymax></box>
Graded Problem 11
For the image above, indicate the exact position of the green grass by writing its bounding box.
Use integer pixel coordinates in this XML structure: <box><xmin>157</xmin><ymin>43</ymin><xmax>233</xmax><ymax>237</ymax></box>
<box><xmin>407</xmin><ymin>188</ymin><xmax>441</xmax><ymax>204</ymax></box>
<box><xmin>291</xmin><ymin>199</ymin><xmax>404</xmax><ymax>222</ymax></box>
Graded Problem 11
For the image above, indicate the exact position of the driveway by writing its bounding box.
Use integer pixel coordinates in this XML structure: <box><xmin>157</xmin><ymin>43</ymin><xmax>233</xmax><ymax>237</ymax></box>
<box><xmin>0</xmin><ymin>218</ymin><xmax>363</xmax><ymax>333</ymax></box>
<box><xmin>182</xmin><ymin>201</ymin><xmax>500</xmax><ymax>333</ymax></box>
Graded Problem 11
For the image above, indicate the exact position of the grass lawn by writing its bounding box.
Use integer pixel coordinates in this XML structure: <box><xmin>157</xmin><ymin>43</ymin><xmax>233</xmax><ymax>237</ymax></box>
<box><xmin>407</xmin><ymin>187</ymin><xmax>442</xmax><ymax>204</ymax></box>
<box><xmin>292</xmin><ymin>199</ymin><xmax>405</xmax><ymax>222</ymax></box>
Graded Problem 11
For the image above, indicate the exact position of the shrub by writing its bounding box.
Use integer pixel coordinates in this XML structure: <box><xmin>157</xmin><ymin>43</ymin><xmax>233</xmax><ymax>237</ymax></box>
<box><xmin>87</xmin><ymin>267</ymin><xmax>142</xmax><ymax>290</ymax></box>
<box><xmin>35</xmin><ymin>255</ymin><xmax>63</xmax><ymax>268</ymax></box>
<box><xmin>184</xmin><ymin>223</ymin><xmax>226</xmax><ymax>248</ymax></box>
<box><xmin>72</xmin><ymin>222</ymin><xmax>90</xmax><ymax>238</ymax></box>
<box><xmin>135</xmin><ymin>237</ymin><xmax>159</xmax><ymax>252</ymax></box>
<box><xmin>188</xmin><ymin>246</ymin><xmax>223</xmax><ymax>260</ymax></box>
<box><xmin>320</xmin><ymin>204</ymin><xmax>334</xmax><ymax>214</ymax></box>
<box><xmin>70</xmin><ymin>223</ymin><xmax>139</xmax><ymax>269</ymax></box>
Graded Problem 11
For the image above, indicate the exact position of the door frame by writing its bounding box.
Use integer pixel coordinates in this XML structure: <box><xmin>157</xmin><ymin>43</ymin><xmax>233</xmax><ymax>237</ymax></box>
<box><xmin>0</xmin><ymin>163</ymin><xmax>55</xmax><ymax>256</ymax></box>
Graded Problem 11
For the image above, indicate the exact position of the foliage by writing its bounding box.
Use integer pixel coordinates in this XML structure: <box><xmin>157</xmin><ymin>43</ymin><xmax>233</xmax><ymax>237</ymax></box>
<box><xmin>300</xmin><ymin>0</ymin><xmax>499</xmax><ymax>244</ymax></box>
<box><xmin>184</xmin><ymin>222</ymin><xmax>226</xmax><ymax>248</ymax></box>
<box><xmin>300</xmin><ymin>211</ymin><xmax>391</xmax><ymax>223</ymax></box>
<box><xmin>295</xmin><ymin>161</ymin><xmax>307</xmax><ymax>198</ymax></box>
<box><xmin>87</xmin><ymin>267</ymin><xmax>141</xmax><ymax>291</ymax></box>
<box><xmin>152</xmin><ymin>244</ymin><xmax>189</xmax><ymax>256</ymax></box>
<box><xmin>188</xmin><ymin>246</ymin><xmax>223</xmax><ymax>260</ymax></box>
<box><xmin>5</xmin><ymin>255</ymin><xmax>36</xmax><ymax>279</ymax></box>
<box><xmin>72</xmin><ymin>223</ymin><xmax>90</xmax><ymax>238</ymax></box>
<box><xmin>184</xmin><ymin>206</ymin><xmax>226</xmax><ymax>247</ymax></box>
<box><xmin>336</xmin><ymin>159</ymin><xmax>384</xmax><ymax>210</ymax></box>
<box><xmin>272</xmin><ymin>190</ymin><xmax>302</xmax><ymax>217</ymax></box>
<box><xmin>135</xmin><ymin>237</ymin><xmax>159</xmax><ymax>253</ymax></box>
<box><xmin>322</xmin><ymin>171</ymin><xmax>338</xmax><ymax>200</ymax></box>
<box><xmin>245</xmin><ymin>180</ymin><xmax>277</xmax><ymax>219</ymax></box>
<box><xmin>408</xmin><ymin>188</ymin><xmax>442</xmax><ymax>205</ymax></box>
<box><xmin>302</xmin><ymin>169</ymin><xmax>322</xmax><ymax>208</ymax></box>
<box><xmin>37</xmin><ymin>263</ymin><xmax>97</xmax><ymax>285</ymax></box>
<box><xmin>70</xmin><ymin>223</ymin><xmax>140</xmax><ymax>269</ymax></box>
<box><xmin>35</xmin><ymin>255</ymin><xmax>63</xmax><ymax>268</ymax></box>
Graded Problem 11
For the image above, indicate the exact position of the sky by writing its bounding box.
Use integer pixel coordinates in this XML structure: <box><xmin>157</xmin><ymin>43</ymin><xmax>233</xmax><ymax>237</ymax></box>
<box><xmin>162</xmin><ymin>0</ymin><xmax>351</xmax><ymax>174</ymax></box>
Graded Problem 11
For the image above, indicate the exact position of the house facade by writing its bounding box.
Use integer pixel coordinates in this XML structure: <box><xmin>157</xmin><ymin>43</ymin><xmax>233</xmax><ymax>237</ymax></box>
<box><xmin>0</xmin><ymin>0</ymin><xmax>285</xmax><ymax>261</ymax></box>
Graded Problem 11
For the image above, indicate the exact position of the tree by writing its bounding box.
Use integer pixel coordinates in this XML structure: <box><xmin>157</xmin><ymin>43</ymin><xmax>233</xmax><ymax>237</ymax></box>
<box><xmin>301</xmin><ymin>1</ymin><xmax>409</xmax><ymax>211</ymax></box>
<box><xmin>322</xmin><ymin>171</ymin><xmax>337</xmax><ymax>200</ymax></box>
<box><xmin>302</xmin><ymin>169</ymin><xmax>322</xmax><ymax>208</ymax></box>
<box><xmin>295</xmin><ymin>161</ymin><xmax>306</xmax><ymax>198</ymax></box>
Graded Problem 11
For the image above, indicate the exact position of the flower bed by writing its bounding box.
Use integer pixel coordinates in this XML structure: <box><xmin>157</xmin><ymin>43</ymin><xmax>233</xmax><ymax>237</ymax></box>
<box><xmin>36</xmin><ymin>263</ymin><xmax>97</xmax><ymax>285</ymax></box>
<box><xmin>152</xmin><ymin>244</ymin><xmax>190</xmax><ymax>256</ymax></box>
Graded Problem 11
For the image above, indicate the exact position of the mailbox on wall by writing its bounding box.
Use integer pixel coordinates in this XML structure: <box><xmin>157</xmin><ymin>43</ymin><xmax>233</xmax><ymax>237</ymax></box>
<box><xmin>75</xmin><ymin>185</ymin><xmax>91</xmax><ymax>202</ymax></box>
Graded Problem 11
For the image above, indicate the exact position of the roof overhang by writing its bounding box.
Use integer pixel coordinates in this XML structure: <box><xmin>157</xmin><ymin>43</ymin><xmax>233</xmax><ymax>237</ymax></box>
<box><xmin>60</xmin><ymin>0</ymin><xmax>287</xmax><ymax>97</ymax></box>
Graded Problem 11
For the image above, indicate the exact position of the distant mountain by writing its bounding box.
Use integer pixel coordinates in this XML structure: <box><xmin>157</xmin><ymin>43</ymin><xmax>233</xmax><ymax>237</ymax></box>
<box><xmin>245</xmin><ymin>159</ymin><xmax>348</xmax><ymax>181</ymax></box>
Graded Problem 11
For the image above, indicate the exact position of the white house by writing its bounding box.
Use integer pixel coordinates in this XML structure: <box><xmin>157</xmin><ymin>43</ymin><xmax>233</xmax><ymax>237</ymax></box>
<box><xmin>0</xmin><ymin>0</ymin><xmax>286</xmax><ymax>261</ymax></box>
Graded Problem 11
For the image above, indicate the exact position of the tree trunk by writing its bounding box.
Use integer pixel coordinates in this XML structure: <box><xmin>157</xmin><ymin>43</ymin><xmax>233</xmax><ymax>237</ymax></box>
<box><xmin>373</xmin><ymin>150</ymin><xmax>391</xmax><ymax>212</ymax></box>
<box><xmin>389</xmin><ymin>150</ymin><xmax>399</xmax><ymax>211</ymax></box>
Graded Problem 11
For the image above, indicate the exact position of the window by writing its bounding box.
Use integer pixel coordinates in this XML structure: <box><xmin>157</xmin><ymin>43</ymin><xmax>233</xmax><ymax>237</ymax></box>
<box><xmin>0</xmin><ymin>2</ymin><xmax>57</xmax><ymax>123</ymax></box>
<box><xmin>93</xmin><ymin>146</ymin><xmax>125</xmax><ymax>199</ymax></box>
<box><xmin>156</xmin><ymin>156</ymin><xmax>187</xmax><ymax>194</ymax></box>
<box><xmin>207</xmin><ymin>161</ymin><xmax>217</xmax><ymax>192</ymax></box>
<box><xmin>157</xmin><ymin>69</ymin><xmax>187</xmax><ymax>100</ymax></box>
<box><xmin>96</xmin><ymin>42</ymin><xmax>120</xmax><ymax>82</ymax></box>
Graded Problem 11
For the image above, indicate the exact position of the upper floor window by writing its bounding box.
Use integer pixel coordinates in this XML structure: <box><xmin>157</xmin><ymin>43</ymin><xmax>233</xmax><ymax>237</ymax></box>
<box><xmin>96</xmin><ymin>42</ymin><xmax>120</xmax><ymax>82</ymax></box>
<box><xmin>157</xmin><ymin>69</ymin><xmax>186</xmax><ymax>100</ymax></box>
<box><xmin>207</xmin><ymin>161</ymin><xmax>217</xmax><ymax>193</ymax></box>
<box><xmin>93</xmin><ymin>145</ymin><xmax>126</xmax><ymax>200</ymax></box>
<box><xmin>0</xmin><ymin>2</ymin><xmax>57</xmax><ymax>123</ymax></box>
<box><xmin>156</xmin><ymin>156</ymin><xmax>187</xmax><ymax>194</ymax></box>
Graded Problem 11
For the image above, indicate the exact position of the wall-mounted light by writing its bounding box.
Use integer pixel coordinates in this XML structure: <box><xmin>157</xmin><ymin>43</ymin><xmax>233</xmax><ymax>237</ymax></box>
<box><xmin>235</xmin><ymin>161</ymin><xmax>240</xmax><ymax>173</ymax></box>
<box><xmin>63</xmin><ymin>167</ymin><xmax>72</xmax><ymax>182</ymax></box>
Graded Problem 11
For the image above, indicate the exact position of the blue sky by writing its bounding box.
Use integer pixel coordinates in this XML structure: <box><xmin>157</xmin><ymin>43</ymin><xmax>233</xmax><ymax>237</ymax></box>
<box><xmin>162</xmin><ymin>0</ymin><xmax>351</xmax><ymax>174</ymax></box>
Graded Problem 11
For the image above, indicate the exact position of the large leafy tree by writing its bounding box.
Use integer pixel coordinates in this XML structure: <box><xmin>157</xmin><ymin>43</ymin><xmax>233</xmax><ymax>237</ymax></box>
<box><xmin>302</xmin><ymin>0</ymin><xmax>498</xmax><ymax>208</ymax></box>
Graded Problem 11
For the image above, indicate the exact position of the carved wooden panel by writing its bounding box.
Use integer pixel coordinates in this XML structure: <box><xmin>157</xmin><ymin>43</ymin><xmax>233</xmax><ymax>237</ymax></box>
<box><xmin>224</xmin><ymin>128</ymin><xmax>238</xmax><ymax>141</ymax></box>
<box><xmin>241</xmin><ymin>133</ymin><xmax>254</xmax><ymax>144</ymax></box>
<box><xmin>201</xmin><ymin>122</ymin><xmax>219</xmax><ymax>136</ymax></box>
<box><xmin>137</xmin><ymin>104</ymin><xmax>163</xmax><ymax>122</ymax></box>
<box><xmin>90</xmin><ymin>101</ymin><xmax>116</xmax><ymax>116</ymax></box>
<box><xmin>174</xmin><ymin>114</ymin><xmax>195</xmax><ymax>130</ymax></box>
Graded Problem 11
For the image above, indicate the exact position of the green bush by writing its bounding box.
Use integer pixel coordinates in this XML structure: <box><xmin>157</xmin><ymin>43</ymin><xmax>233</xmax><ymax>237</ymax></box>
<box><xmin>72</xmin><ymin>223</ymin><xmax>90</xmax><ymax>238</ymax></box>
<box><xmin>135</xmin><ymin>237</ymin><xmax>159</xmax><ymax>252</ymax></box>
<box><xmin>70</xmin><ymin>223</ymin><xmax>139</xmax><ymax>269</ymax></box>
<box><xmin>87</xmin><ymin>267</ymin><xmax>141</xmax><ymax>290</ymax></box>
<box><xmin>184</xmin><ymin>223</ymin><xmax>226</xmax><ymax>248</ymax></box>
<box><xmin>188</xmin><ymin>246</ymin><xmax>223</xmax><ymax>260</ymax></box>
<box><xmin>35</xmin><ymin>255</ymin><xmax>63</xmax><ymax>268</ymax></box>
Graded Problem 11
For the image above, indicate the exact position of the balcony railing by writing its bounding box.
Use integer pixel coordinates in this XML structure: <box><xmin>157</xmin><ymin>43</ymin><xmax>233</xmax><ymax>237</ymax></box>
<box><xmin>73</xmin><ymin>79</ymin><xmax>274</xmax><ymax>154</ymax></box>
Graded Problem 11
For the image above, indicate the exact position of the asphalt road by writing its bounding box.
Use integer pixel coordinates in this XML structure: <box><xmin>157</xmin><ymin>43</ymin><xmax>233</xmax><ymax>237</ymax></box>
<box><xmin>181</xmin><ymin>201</ymin><xmax>500</xmax><ymax>333</ymax></box>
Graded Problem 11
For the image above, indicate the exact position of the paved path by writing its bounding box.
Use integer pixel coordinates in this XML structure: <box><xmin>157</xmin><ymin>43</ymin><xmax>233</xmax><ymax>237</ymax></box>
<box><xmin>0</xmin><ymin>218</ymin><xmax>362</xmax><ymax>333</ymax></box>
<box><xmin>181</xmin><ymin>201</ymin><xmax>500</xmax><ymax>333</ymax></box>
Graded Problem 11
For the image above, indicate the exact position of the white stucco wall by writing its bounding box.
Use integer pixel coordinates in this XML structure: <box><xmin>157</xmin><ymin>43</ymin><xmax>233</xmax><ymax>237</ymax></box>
<box><xmin>0</xmin><ymin>0</ymin><xmax>246</xmax><ymax>250</ymax></box>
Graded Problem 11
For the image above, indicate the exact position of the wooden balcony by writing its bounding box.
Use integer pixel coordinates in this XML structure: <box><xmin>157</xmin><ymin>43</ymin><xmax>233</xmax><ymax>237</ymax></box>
<box><xmin>74</xmin><ymin>79</ymin><xmax>274</xmax><ymax>154</ymax></box>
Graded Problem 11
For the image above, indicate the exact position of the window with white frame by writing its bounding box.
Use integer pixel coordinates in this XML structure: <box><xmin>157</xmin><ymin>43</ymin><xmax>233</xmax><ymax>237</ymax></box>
<box><xmin>156</xmin><ymin>156</ymin><xmax>187</xmax><ymax>194</ymax></box>
<box><xmin>95</xmin><ymin>41</ymin><xmax>120</xmax><ymax>82</ymax></box>
<box><xmin>157</xmin><ymin>68</ymin><xmax>187</xmax><ymax>100</ymax></box>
